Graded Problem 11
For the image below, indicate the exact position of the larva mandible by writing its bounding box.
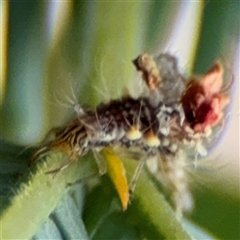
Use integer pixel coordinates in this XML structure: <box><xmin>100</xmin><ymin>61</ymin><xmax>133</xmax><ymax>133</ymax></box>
<box><xmin>30</xmin><ymin>52</ymin><xmax>230</xmax><ymax>217</ymax></box>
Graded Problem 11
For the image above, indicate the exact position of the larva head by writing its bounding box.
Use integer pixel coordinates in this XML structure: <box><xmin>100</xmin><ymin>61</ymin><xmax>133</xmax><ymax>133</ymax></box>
<box><xmin>181</xmin><ymin>62</ymin><xmax>230</xmax><ymax>133</ymax></box>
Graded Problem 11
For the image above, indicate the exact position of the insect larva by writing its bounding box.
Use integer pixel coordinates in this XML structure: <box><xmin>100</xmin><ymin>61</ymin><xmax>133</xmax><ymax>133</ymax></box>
<box><xmin>30</xmin><ymin>52</ymin><xmax>230</xmax><ymax>216</ymax></box>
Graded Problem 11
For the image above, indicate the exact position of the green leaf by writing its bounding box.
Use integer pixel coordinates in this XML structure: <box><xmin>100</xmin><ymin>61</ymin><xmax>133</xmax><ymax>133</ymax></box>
<box><xmin>0</xmin><ymin>140</ymin><xmax>98</xmax><ymax>239</ymax></box>
<box><xmin>33</xmin><ymin>184</ymin><xmax>89</xmax><ymax>240</ymax></box>
<box><xmin>83</xmin><ymin>158</ymin><xmax>193</xmax><ymax>240</ymax></box>
<box><xmin>1</xmin><ymin>1</ymin><xmax>239</xmax><ymax>239</ymax></box>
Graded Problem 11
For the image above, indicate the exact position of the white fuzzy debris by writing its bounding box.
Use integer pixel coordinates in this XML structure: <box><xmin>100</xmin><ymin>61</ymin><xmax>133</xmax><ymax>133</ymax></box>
<box><xmin>162</xmin><ymin>138</ymin><xmax>170</xmax><ymax>147</ymax></box>
<box><xmin>196</xmin><ymin>142</ymin><xmax>208</xmax><ymax>157</ymax></box>
<box><xmin>168</xmin><ymin>143</ymin><xmax>178</xmax><ymax>153</ymax></box>
<box><xmin>159</xmin><ymin>127</ymin><xmax>170</xmax><ymax>136</ymax></box>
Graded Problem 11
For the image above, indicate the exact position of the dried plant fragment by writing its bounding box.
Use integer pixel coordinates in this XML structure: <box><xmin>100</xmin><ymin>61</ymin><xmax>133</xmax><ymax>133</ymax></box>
<box><xmin>133</xmin><ymin>53</ymin><xmax>162</xmax><ymax>91</ymax></box>
<box><xmin>133</xmin><ymin>53</ymin><xmax>186</xmax><ymax>107</ymax></box>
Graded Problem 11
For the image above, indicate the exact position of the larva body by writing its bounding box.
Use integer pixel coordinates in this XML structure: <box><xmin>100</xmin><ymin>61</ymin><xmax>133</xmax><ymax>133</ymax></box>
<box><xmin>30</xmin><ymin>53</ymin><xmax>230</xmax><ymax>216</ymax></box>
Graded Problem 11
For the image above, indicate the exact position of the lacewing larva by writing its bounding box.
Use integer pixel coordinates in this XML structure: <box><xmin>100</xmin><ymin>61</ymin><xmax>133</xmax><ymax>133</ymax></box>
<box><xmin>30</xmin><ymin>52</ymin><xmax>230</xmax><ymax>216</ymax></box>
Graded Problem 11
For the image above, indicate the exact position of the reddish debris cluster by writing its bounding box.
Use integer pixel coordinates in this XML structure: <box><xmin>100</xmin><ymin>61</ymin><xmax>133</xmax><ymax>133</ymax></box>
<box><xmin>181</xmin><ymin>62</ymin><xmax>230</xmax><ymax>133</ymax></box>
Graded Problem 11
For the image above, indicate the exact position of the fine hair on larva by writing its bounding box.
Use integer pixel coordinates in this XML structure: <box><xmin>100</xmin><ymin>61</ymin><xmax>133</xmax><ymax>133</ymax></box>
<box><xmin>92</xmin><ymin>47</ymin><xmax>126</xmax><ymax>102</ymax></box>
<box><xmin>30</xmin><ymin>52</ymin><xmax>231</xmax><ymax>217</ymax></box>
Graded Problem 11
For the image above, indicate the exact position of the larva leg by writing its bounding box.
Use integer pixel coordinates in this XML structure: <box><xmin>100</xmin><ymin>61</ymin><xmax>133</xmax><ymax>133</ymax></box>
<box><xmin>92</xmin><ymin>150</ymin><xmax>107</xmax><ymax>175</ymax></box>
<box><xmin>45</xmin><ymin>151</ymin><xmax>79</xmax><ymax>176</ymax></box>
<box><xmin>129</xmin><ymin>154</ymin><xmax>148</xmax><ymax>197</ymax></box>
<box><xmin>28</xmin><ymin>146</ymin><xmax>51</xmax><ymax>166</ymax></box>
<box><xmin>29</xmin><ymin>127</ymin><xmax>62</xmax><ymax>166</ymax></box>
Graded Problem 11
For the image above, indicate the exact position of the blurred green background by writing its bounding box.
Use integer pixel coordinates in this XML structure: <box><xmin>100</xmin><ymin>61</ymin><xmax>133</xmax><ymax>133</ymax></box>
<box><xmin>0</xmin><ymin>1</ymin><xmax>239</xmax><ymax>239</ymax></box>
